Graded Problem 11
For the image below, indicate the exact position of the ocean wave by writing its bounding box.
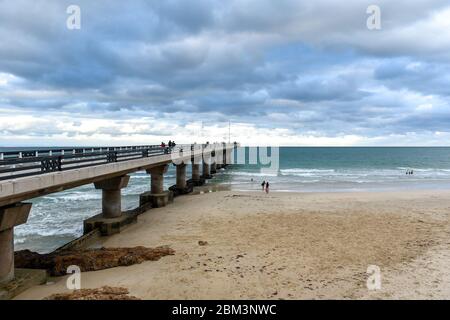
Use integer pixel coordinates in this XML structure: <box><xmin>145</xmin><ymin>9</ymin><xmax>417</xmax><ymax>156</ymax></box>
<box><xmin>130</xmin><ymin>175</ymin><xmax>150</xmax><ymax>179</ymax></box>
<box><xmin>281</xmin><ymin>168</ymin><xmax>335</xmax><ymax>174</ymax></box>
<box><xmin>280</xmin><ymin>167</ymin><xmax>450</xmax><ymax>177</ymax></box>
<box><xmin>396</xmin><ymin>167</ymin><xmax>450</xmax><ymax>172</ymax></box>
<box><xmin>15</xmin><ymin>227</ymin><xmax>80</xmax><ymax>238</ymax></box>
<box><xmin>53</xmin><ymin>193</ymin><xmax>101</xmax><ymax>201</ymax></box>
<box><xmin>228</xmin><ymin>171</ymin><xmax>278</xmax><ymax>177</ymax></box>
<box><xmin>131</xmin><ymin>174</ymin><xmax>176</xmax><ymax>179</ymax></box>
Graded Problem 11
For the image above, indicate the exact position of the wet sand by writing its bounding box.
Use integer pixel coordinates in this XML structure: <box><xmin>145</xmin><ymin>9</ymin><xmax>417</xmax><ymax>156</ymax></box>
<box><xmin>15</xmin><ymin>190</ymin><xmax>450</xmax><ymax>299</ymax></box>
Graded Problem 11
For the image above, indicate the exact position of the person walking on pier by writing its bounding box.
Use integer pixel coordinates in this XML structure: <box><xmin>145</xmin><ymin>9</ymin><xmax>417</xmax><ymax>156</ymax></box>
<box><xmin>161</xmin><ymin>141</ymin><xmax>169</xmax><ymax>154</ymax></box>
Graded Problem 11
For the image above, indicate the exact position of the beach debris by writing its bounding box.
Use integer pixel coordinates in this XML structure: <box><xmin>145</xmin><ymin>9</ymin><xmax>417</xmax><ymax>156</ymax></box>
<box><xmin>198</xmin><ymin>241</ymin><xmax>208</xmax><ymax>246</ymax></box>
<box><xmin>14</xmin><ymin>246</ymin><xmax>175</xmax><ymax>276</ymax></box>
<box><xmin>44</xmin><ymin>286</ymin><xmax>140</xmax><ymax>300</ymax></box>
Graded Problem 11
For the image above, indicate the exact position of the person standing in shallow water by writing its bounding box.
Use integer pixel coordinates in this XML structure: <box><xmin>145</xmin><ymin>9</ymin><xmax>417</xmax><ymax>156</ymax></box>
<box><xmin>265</xmin><ymin>181</ymin><xmax>270</xmax><ymax>193</ymax></box>
<box><xmin>261</xmin><ymin>180</ymin><xmax>265</xmax><ymax>191</ymax></box>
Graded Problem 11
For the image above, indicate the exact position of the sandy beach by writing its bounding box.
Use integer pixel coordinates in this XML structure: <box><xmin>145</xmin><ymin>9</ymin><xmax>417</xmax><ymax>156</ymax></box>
<box><xmin>15</xmin><ymin>189</ymin><xmax>450</xmax><ymax>300</ymax></box>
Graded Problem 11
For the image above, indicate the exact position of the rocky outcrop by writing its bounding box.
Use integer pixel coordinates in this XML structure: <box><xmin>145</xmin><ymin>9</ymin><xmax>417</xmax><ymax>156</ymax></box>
<box><xmin>15</xmin><ymin>246</ymin><xmax>175</xmax><ymax>276</ymax></box>
<box><xmin>44</xmin><ymin>286</ymin><xmax>139</xmax><ymax>300</ymax></box>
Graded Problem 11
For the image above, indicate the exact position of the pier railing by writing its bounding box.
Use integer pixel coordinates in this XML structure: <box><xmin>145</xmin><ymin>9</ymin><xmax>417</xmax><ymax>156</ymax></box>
<box><xmin>0</xmin><ymin>143</ymin><xmax>231</xmax><ymax>181</ymax></box>
<box><xmin>0</xmin><ymin>145</ymin><xmax>173</xmax><ymax>181</ymax></box>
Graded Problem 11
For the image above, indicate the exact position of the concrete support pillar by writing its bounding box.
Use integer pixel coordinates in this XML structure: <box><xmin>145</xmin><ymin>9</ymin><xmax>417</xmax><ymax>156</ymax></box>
<box><xmin>0</xmin><ymin>228</ymin><xmax>14</xmax><ymax>285</ymax></box>
<box><xmin>149</xmin><ymin>165</ymin><xmax>168</xmax><ymax>194</ymax></box>
<box><xmin>190</xmin><ymin>153</ymin><xmax>205</xmax><ymax>186</ymax></box>
<box><xmin>140</xmin><ymin>164</ymin><xmax>171</xmax><ymax>208</ymax></box>
<box><xmin>94</xmin><ymin>175</ymin><xmax>130</xmax><ymax>219</ymax></box>
<box><xmin>223</xmin><ymin>149</ymin><xmax>227</xmax><ymax>166</ymax></box>
<box><xmin>176</xmin><ymin>164</ymin><xmax>187</xmax><ymax>189</ymax></box>
<box><xmin>202</xmin><ymin>144</ymin><xmax>213</xmax><ymax>179</ymax></box>
<box><xmin>215</xmin><ymin>148</ymin><xmax>222</xmax><ymax>169</ymax></box>
<box><xmin>210</xmin><ymin>157</ymin><xmax>217</xmax><ymax>174</ymax></box>
<box><xmin>192</xmin><ymin>163</ymin><xmax>201</xmax><ymax>182</ymax></box>
<box><xmin>219</xmin><ymin>147</ymin><xmax>224</xmax><ymax>165</ymax></box>
<box><xmin>0</xmin><ymin>203</ymin><xmax>31</xmax><ymax>284</ymax></box>
<box><xmin>202</xmin><ymin>160</ymin><xmax>211</xmax><ymax>178</ymax></box>
<box><xmin>225</xmin><ymin>147</ymin><xmax>232</xmax><ymax>165</ymax></box>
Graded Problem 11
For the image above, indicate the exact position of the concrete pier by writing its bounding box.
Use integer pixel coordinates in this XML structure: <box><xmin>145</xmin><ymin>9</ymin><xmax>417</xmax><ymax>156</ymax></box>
<box><xmin>0</xmin><ymin>142</ymin><xmax>238</xmax><ymax>298</ymax></box>
<box><xmin>94</xmin><ymin>175</ymin><xmax>130</xmax><ymax>218</ymax></box>
<box><xmin>0</xmin><ymin>203</ymin><xmax>31</xmax><ymax>284</ymax></box>
<box><xmin>0</xmin><ymin>143</ymin><xmax>236</xmax><ymax>208</ymax></box>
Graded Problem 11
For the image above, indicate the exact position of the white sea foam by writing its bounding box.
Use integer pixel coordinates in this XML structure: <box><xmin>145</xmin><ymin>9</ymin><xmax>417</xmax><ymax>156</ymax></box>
<box><xmin>228</xmin><ymin>171</ymin><xmax>278</xmax><ymax>177</ymax></box>
<box><xmin>281</xmin><ymin>168</ymin><xmax>335</xmax><ymax>174</ymax></box>
<box><xmin>279</xmin><ymin>167</ymin><xmax>450</xmax><ymax>178</ymax></box>
<box><xmin>56</xmin><ymin>193</ymin><xmax>101</xmax><ymax>201</ymax></box>
<box><xmin>15</xmin><ymin>227</ymin><xmax>79</xmax><ymax>238</ymax></box>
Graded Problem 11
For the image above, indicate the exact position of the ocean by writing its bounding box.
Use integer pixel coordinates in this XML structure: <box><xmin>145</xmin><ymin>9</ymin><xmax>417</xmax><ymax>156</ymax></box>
<box><xmin>4</xmin><ymin>146</ymin><xmax>450</xmax><ymax>253</ymax></box>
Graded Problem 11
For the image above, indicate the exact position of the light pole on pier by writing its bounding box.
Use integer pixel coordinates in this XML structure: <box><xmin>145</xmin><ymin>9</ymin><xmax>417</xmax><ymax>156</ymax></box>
<box><xmin>228</xmin><ymin>120</ymin><xmax>231</xmax><ymax>143</ymax></box>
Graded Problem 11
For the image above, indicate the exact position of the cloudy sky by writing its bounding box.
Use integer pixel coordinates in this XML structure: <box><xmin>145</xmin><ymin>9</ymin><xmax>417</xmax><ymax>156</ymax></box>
<box><xmin>1</xmin><ymin>0</ymin><xmax>450</xmax><ymax>146</ymax></box>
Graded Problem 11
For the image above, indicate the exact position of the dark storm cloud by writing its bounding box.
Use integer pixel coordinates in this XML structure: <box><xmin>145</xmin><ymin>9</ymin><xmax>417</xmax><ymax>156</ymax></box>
<box><xmin>374</xmin><ymin>59</ymin><xmax>450</xmax><ymax>97</ymax></box>
<box><xmin>1</xmin><ymin>0</ymin><xmax>450</xmax><ymax>144</ymax></box>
